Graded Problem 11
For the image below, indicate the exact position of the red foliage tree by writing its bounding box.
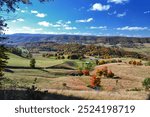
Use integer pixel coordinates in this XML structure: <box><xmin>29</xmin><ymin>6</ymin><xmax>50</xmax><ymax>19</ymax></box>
<box><xmin>90</xmin><ymin>75</ymin><xmax>101</xmax><ymax>88</ymax></box>
<box><xmin>82</xmin><ymin>70</ymin><xmax>90</xmax><ymax>76</ymax></box>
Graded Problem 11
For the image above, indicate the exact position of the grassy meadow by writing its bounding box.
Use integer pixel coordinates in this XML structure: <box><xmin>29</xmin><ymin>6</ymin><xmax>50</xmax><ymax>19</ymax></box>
<box><xmin>3</xmin><ymin>50</ymin><xmax>150</xmax><ymax>100</ymax></box>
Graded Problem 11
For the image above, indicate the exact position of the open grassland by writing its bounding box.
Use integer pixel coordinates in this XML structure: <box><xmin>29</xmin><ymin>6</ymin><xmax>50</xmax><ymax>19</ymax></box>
<box><xmin>45</xmin><ymin>89</ymin><xmax>149</xmax><ymax>100</ymax></box>
<box><xmin>123</xmin><ymin>46</ymin><xmax>150</xmax><ymax>55</ymax></box>
<box><xmin>32</xmin><ymin>53</ymin><xmax>65</xmax><ymax>67</ymax></box>
<box><xmin>7</xmin><ymin>53</ymin><xmax>65</xmax><ymax>67</ymax></box>
<box><xmin>7</xmin><ymin>53</ymin><xmax>30</xmax><ymax>67</ymax></box>
<box><xmin>7</xmin><ymin>52</ymin><xmax>86</xmax><ymax>68</ymax></box>
<box><xmin>4</xmin><ymin>62</ymin><xmax>150</xmax><ymax>100</ymax></box>
<box><xmin>3</xmin><ymin>52</ymin><xmax>150</xmax><ymax>100</ymax></box>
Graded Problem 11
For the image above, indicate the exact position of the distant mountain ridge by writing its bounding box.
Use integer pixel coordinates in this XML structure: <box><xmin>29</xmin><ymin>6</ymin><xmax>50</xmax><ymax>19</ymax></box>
<box><xmin>2</xmin><ymin>33</ymin><xmax>150</xmax><ymax>46</ymax></box>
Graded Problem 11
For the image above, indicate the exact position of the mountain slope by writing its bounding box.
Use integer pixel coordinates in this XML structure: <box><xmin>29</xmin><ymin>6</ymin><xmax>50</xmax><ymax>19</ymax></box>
<box><xmin>2</xmin><ymin>33</ymin><xmax>150</xmax><ymax>46</ymax></box>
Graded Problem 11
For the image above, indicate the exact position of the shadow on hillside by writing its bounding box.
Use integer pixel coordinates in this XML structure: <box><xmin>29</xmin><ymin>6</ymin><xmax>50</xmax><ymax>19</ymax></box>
<box><xmin>6</xmin><ymin>66</ymin><xmax>42</xmax><ymax>69</ymax></box>
<box><xmin>0</xmin><ymin>89</ymin><xmax>83</xmax><ymax>100</ymax></box>
<box><xmin>45</xmin><ymin>61</ymin><xmax>76</xmax><ymax>70</ymax></box>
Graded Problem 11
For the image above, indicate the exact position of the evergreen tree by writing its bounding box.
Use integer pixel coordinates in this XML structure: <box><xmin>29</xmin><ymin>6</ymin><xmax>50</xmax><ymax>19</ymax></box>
<box><xmin>0</xmin><ymin>45</ymin><xmax>9</xmax><ymax>78</ymax></box>
<box><xmin>30</xmin><ymin>58</ymin><xmax>36</xmax><ymax>68</ymax></box>
<box><xmin>0</xmin><ymin>17</ymin><xmax>8</xmax><ymax>79</ymax></box>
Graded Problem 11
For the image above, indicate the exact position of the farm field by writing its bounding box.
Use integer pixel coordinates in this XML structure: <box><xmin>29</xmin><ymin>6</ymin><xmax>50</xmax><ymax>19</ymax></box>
<box><xmin>123</xmin><ymin>47</ymin><xmax>150</xmax><ymax>56</ymax></box>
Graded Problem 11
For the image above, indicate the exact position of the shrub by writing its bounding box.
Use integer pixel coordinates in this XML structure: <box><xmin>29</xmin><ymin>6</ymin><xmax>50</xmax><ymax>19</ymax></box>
<box><xmin>96</xmin><ymin>69</ymin><xmax>103</xmax><ymax>76</ymax></box>
<box><xmin>84</xmin><ymin>62</ymin><xmax>93</xmax><ymax>70</ymax></box>
<box><xmin>136</xmin><ymin>61</ymin><xmax>143</xmax><ymax>66</ymax></box>
<box><xmin>126</xmin><ymin>88</ymin><xmax>142</xmax><ymax>91</ymax></box>
<box><xmin>107</xmin><ymin>70</ymin><xmax>114</xmax><ymax>78</ymax></box>
<box><xmin>129</xmin><ymin>61</ymin><xmax>132</xmax><ymax>65</ymax></box>
<box><xmin>68</xmin><ymin>54</ymin><xmax>80</xmax><ymax>59</ymax></box>
<box><xmin>82</xmin><ymin>70</ymin><xmax>90</xmax><ymax>76</ymax></box>
<box><xmin>69</xmin><ymin>70</ymin><xmax>83</xmax><ymax>76</ymax></box>
<box><xmin>111</xmin><ymin>59</ymin><xmax>117</xmax><ymax>63</ymax></box>
<box><xmin>118</xmin><ymin>60</ymin><xmax>122</xmax><ymax>63</ymax></box>
<box><xmin>62</xmin><ymin>83</ymin><xmax>67</xmax><ymax>87</ymax></box>
<box><xmin>128</xmin><ymin>60</ymin><xmax>143</xmax><ymax>66</ymax></box>
<box><xmin>101</xmin><ymin>66</ymin><xmax>108</xmax><ymax>77</ymax></box>
<box><xmin>133</xmin><ymin>61</ymin><xmax>137</xmax><ymax>65</ymax></box>
<box><xmin>95</xmin><ymin>59</ymin><xmax>99</xmax><ymax>65</ymax></box>
<box><xmin>90</xmin><ymin>75</ymin><xmax>101</xmax><ymax>88</ymax></box>
<box><xmin>99</xmin><ymin>60</ymin><xmax>106</xmax><ymax>65</ymax></box>
<box><xmin>55</xmin><ymin>53</ymin><xmax>58</xmax><ymax>57</ymax></box>
<box><xmin>57</xmin><ymin>56</ymin><xmax>61</xmax><ymax>59</ymax></box>
<box><xmin>43</xmin><ymin>53</ymin><xmax>54</xmax><ymax>58</ymax></box>
<box><xmin>145</xmin><ymin>61</ymin><xmax>150</xmax><ymax>66</ymax></box>
<box><xmin>142</xmin><ymin>78</ymin><xmax>150</xmax><ymax>90</ymax></box>
<box><xmin>42</xmin><ymin>54</ymin><xmax>46</xmax><ymax>57</ymax></box>
<box><xmin>94</xmin><ymin>66</ymin><xmax>115</xmax><ymax>78</ymax></box>
<box><xmin>61</xmin><ymin>56</ymin><xmax>65</xmax><ymax>59</ymax></box>
<box><xmin>67</xmin><ymin>55</ymin><xmax>70</xmax><ymax>59</ymax></box>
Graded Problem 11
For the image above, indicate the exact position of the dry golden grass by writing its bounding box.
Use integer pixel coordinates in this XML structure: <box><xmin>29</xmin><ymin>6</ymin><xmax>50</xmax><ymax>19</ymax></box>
<box><xmin>39</xmin><ymin>63</ymin><xmax>150</xmax><ymax>100</ymax></box>
<box><xmin>5</xmin><ymin>62</ymin><xmax>150</xmax><ymax>100</ymax></box>
<box><xmin>93</xmin><ymin>63</ymin><xmax>150</xmax><ymax>90</ymax></box>
<box><xmin>45</xmin><ymin>89</ymin><xmax>149</xmax><ymax>100</ymax></box>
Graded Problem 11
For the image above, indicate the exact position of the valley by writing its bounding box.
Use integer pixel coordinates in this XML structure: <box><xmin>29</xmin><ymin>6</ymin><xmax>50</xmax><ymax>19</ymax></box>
<box><xmin>1</xmin><ymin>39</ymin><xmax>150</xmax><ymax>100</ymax></box>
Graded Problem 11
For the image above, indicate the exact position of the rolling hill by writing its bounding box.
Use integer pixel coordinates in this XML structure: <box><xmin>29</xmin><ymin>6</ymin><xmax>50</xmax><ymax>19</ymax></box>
<box><xmin>2</xmin><ymin>33</ymin><xmax>150</xmax><ymax>47</ymax></box>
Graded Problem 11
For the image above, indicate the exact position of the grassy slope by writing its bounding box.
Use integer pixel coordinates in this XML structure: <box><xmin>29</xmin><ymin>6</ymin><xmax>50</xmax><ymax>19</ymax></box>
<box><xmin>123</xmin><ymin>47</ymin><xmax>150</xmax><ymax>55</ymax></box>
<box><xmin>32</xmin><ymin>54</ymin><xmax>65</xmax><ymax>67</ymax></box>
<box><xmin>7</xmin><ymin>52</ymin><xmax>87</xmax><ymax>68</ymax></box>
<box><xmin>7</xmin><ymin>53</ymin><xmax>65</xmax><ymax>67</ymax></box>
<box><xmin>4</xmin><ymin>53</ymin><xmax>150</xmax><ymax>100</ymax></box>
<box><xmin>7</xmin><ymin>53</ymin><xmax>30</xmax><ymax>67</ymax></box>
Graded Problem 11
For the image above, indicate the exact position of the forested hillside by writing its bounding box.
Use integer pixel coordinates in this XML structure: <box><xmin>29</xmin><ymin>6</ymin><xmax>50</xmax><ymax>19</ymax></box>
<box><xmin>3</xmin><ymin>34</ymin><xmax>150</xmax><ymax>47</ymax></box>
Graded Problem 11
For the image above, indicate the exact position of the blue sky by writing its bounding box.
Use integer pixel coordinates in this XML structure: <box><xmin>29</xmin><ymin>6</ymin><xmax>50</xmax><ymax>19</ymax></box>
<box><xmin>2</xmin><ymin>0</ymin><xmax>150</xmax><ymax>37</ymax></box>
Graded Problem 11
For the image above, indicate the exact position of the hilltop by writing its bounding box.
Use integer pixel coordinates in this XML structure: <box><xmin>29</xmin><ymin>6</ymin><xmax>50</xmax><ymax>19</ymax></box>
<box><xmin>2</xmin><ymin>33</ymin><xmax>150</xmax><ymax>47</ymax></box>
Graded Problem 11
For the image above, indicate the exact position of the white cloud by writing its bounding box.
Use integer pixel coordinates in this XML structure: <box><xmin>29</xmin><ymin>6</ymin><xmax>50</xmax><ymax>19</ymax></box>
<box><xmin>144</xmin><ymin>11</ymin><xmax>150</xmax><ymax>14</ymax></box>
<box><xmin>17</xmin><ymin>18</ymin><xmax>24</xmax><ymax>22</ymax></box>
<box><xmin>6</xmin><ymin>26</ymin><xmax>43</xmax><ymax>34</ymax></box>
<box><xmin>65</xmin><ymin>26</ymin><xmax>77</xmax><ymax>30</ymax></box>
<box><xmin>117</xmin><ymin>26</ymin><xmax>148</xmax><ymax>31</ymax></box>
<box><xmin>36</xmin><ymin>13</ymin><xmax>47</xmax><ymax>18</ymax></box>
<box><xmin>16</xmin><ymin>9</ymin><xmax>27</xmax><ymax>13</ymax></box>
<box><xmin>12</xmin><ymin>18</ymin><xmax>24</xmax><ymax>22</ymax></box>
<box><xmin>117</xmin><ymin>12</ymin><xmax>126</xmax><ymax>17</ymax></box>
<box><xmin>66</xmin><ymin>21</ymin><xmax>71</xmax><ymax>24</ymax></box>
<box><xmin>90</xmin><ymin>26</ymin><xmax>107</xmax><ymax>30</ymax></box>
<box><xmin>56</xmin><ymin>20</ymin><xmax>71</xmax><ymax>25</ymax></box>
<box><xmin>31</xmin><ymin>10</ymin><xmax>47</xmax><ymax>18</ymax></box>
<box><xmin>90</xmin><ymin>3</ymin><xmax>110</xmax><ymax>11</ymax></box>
<box><xmin>108</xmin><ymin>0</ymin><xmax>129</xmax><ymax>4</ymax></box>
<box><xmin>50</xmin><ymin>24</ymin><xmax>62</xmax><ymax>28</ymax></box>
<box><xmin>22</xmin><ymin>26</ymin><xmax>43</xmax><ymax>31</ymax></box>
<box><xmin>12</xmin><ymin>20</ymin><xmax>16</xmax><ymax>23</ymax></box>
<box><xmin>31</xmin><ymin>10</ymin><xmax>38</xmax><ymax>14</ymax></box>
<box><xmin>56</xmin><ymin>20</ymin><xmax>63</xmax><ymax>24</ymax></box>
<box><xmin>21</xmin><ymin>10</ymin><xmax>26</xmax><ymax>13</ymax></box>
<box><xmin>38</xmin><ymin>21</ymin><xmax>50</xmax><ymax>27</ymax></box>
<box><xmin>38</xmin><ymin>20</ymin><xmax>74</xmax><ymax>29</ymax></box>
<box><xmin>76</xmin><ymin>18</ymin><xmax>93</xmax><ymax>23</ymax></box>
